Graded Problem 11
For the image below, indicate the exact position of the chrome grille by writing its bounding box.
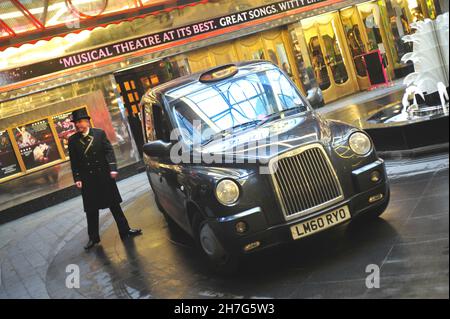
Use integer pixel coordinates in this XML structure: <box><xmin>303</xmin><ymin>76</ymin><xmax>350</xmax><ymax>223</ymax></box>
<box><xmin>270</xmin><ymin>144</ymin><xmax>343</xmax><ymax>220</ymax></box>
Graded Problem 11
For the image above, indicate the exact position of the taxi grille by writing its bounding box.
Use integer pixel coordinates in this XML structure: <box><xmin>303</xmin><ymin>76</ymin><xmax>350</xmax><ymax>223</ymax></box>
<box><xmin>270</xmin><ymin>145</ymin><xmax>343</xmax><ymax>220</ymax></box>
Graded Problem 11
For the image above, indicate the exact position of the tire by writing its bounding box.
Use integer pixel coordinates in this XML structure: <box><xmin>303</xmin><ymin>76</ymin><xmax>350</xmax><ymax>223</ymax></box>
<box><xmin>192</xmin><ymin>213</ymin><xmax>239</xmax><ymax>275</ymax></box>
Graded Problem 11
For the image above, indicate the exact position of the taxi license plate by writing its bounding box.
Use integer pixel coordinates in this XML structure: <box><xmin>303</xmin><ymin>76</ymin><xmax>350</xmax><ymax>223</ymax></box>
<box><xmin>291</xmin><ymin>206</ymin><xmax>351</xmax><ymax>240</ymax></box>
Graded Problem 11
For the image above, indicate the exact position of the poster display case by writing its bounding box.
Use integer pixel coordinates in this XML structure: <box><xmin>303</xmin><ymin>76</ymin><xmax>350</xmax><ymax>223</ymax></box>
<box><xmin>0</xmin><ymin>106</ymin><xmax>92</xmax><ymax>183</ymax></box>
<box><xmin>14</xmin><ymin>119</ymin><xmax>61</xmax><ymax>170</ymax></box>
<box><xmin>52</xmin><ymin>107</ymin><xmax>90</xmax><ymax>158</ymax></box>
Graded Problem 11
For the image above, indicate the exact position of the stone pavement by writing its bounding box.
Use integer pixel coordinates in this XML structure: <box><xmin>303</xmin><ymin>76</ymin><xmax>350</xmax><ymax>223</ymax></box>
<box><xmin>0</xmin><ymin>173</ymin><xmax>150</xmax><ymax>299</ymax></box>
<box><xmin>318</xmin><ymin>78</ymin><xmax>405</xmax><ymax>117</ymax></box>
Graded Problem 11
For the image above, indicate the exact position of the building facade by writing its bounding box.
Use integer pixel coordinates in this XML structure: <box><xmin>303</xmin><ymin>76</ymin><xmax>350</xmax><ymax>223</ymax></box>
<box><xmin>0</xmin><ymin>0</ymin><xmax>445</xmax><ymax>213</ymax></box>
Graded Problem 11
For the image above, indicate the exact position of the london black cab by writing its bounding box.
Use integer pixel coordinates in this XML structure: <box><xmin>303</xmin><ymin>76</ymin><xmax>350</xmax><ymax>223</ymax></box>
<box><xmin>140</xmin><ymin>61</ymin><xmax>390</xmax><ymax>271</ymax></box>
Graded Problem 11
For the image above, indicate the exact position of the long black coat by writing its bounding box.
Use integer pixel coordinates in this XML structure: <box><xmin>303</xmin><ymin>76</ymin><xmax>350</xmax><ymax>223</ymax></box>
<box><xmin>68</xmin><ymin>128</ymin><xmax>122</xmax><ymax>212</ymax></box>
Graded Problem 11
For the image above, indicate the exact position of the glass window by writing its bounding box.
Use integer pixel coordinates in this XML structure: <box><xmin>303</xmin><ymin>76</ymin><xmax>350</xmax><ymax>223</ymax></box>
<box><xmin>318</xmin><ymin>22</ymin><xmax>349</xmax><ymax>85</ymax></box>
<box><xmin>170</xmin><ymin>68</ymin><xmax>307</xmax><ymax>144</ymax></box>
<box><xmin>142</xmin><ymin>98</ymin><xmax>171</xmax><ymax>143</ymax></box>
<box><xmin>384</xmin><ymin>0</ymin><xmax>415</xmax><ymax>65</ymax></box>
<box><xmin>153</xmin><ymin>105</ymin><xmax>171</xmax><ymax>142</ymax></box>
<box><xmin>277</xmin><ymin>43</ymin><xmax>295</xmax><ymax>82</ymax></box>
<box><xmin>407</xmin><ymin>0</ymin><xmax>427</xmax><ymax>20</ymax></box>
<box><xmin>0</xmin><ymin>0</ymin><xmax>38</xmax><ymax>34</ymax></box>
<box><xmin>340</xmin><ymin>8</ymin><xmax>368</xmax><ymax>77</ymax></box>
<box><xmin>143</xmin><ymin>102</ymin><xmax>155</xmax><ymax>142</ymax></box>
<box><xmin>0</xmin><ymin>75</ymin><xmax>140</xmax><ymax>213</ymax></box>
<box><xmin>308</xmin><ymin>36</ymin><xmax>331</xmax><ymax>90</ymax></box>
<box><xmin>358</xmin><ymin>3</ymin><xmax>391</xmax><ymax>70</ymax></box>
<box><xmin>288</xmin><ymin>26</ymin><xmax>321</xmax><ymax>93</ymax></box>
<box><xmin>52</xmin><ymin>108</ymin><xmax>87</xmax><ymax>158</ymax></box>
<box><xmin>13</xmin><ymin>119</ymin><xmax>61</xmax><ymax>170</ymax></box>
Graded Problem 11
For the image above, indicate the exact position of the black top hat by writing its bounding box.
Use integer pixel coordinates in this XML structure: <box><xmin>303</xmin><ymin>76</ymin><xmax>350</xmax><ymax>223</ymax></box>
<box><xmin>71</xmin><ymin>109</ymin><xmax>91</xmax><ymax>122</ymax></box>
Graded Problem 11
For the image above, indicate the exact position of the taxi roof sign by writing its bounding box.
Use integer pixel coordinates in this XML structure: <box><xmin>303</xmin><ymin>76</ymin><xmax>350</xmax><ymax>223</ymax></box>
<box><xmin>199</xmin><ymin>64</ymin><xmax>239</xmax><ymax>83</ymax></box>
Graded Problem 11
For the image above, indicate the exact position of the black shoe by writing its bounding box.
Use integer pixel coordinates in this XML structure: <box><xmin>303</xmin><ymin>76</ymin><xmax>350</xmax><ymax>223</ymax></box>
<box><xmin>120</xmin><ymin>228</ymin><xmax>142</xmax><ymax>240</ymax></box>
<box><xmin>84</xmin><ymin>239</ymin><xmax>100</xmax><ymax>250</ymax></box>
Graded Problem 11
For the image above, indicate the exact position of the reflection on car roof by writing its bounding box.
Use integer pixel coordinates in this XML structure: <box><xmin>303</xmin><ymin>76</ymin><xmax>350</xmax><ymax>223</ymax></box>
<box><xmin>154</xmin><ymin>61</ymin><xmax>277</xmax><ymax>101</ymax></box>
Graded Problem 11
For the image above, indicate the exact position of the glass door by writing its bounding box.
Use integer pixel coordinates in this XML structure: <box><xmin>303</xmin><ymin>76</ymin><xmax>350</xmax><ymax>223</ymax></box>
<box><xmin>300</xmin><ymin>12</ymin><xmax>359</xmax><ymax>103</ymax></box>
<box><xmin>357</xmin><ymin>1</ymin><xmax>396</xmax><ymax>80</ymax></box>
<box><xmin>260</xmin><ymin>29</ymin><xmax>299</xmax><ymax>85</ymax></box>
<box><xmin>303</xmin><ymin>26</ymin><xmax>332</xmax><ymax>91</ymax></box>
<box><xmin>235</xmin><ymin>34</ymin><xmax>266</xmax><ymax>62</ymax></box>
<box><xmin>114</xmin><ymin>59</ymin><xmax>185</xmax><ymax>157</ymax></box>
<box><xmin>339</xmin><ymin>6</ymin><xmax>371</xmax><ymax>90</ymax></box>
<box><xmin>288</xmin><ymin>25</ymin><xmax>320</xmax><ymax>95</ymax></box>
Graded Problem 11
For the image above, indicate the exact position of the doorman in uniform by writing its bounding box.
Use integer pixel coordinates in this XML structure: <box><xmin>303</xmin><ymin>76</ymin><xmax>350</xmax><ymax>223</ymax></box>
<box><xmin>68</xmin><ymin>109</ymin><xmax>142</xmax><ymax>250</ymax></box>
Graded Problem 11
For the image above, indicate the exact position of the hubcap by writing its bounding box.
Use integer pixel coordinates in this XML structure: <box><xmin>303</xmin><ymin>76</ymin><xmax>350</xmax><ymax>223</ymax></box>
<box><xmin>199</xmin><ymin>223</ymin><xmax>217</xmax><ymax>256</ymax></box>
<box><xmin>198</xmin><ymin>222</ymin><xmax>233</xmax><ymax>266</ymax></box>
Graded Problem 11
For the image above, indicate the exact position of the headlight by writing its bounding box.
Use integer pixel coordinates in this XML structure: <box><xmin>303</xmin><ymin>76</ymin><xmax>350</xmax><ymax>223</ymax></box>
<box><xmin>349</xmin><ymin>132</ymin><xmax>372</xmax><ymax>155</ymax></box>
<box><xmin>215</xmin><ymin>179</ymin><xmax>240</xmax><ymax>206</ymax></box>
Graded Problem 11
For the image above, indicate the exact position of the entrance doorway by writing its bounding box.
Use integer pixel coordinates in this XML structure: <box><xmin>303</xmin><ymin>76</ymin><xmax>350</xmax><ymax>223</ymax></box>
<box><xmin>298</xmin><ymin>12</ymin><xmax>360</xmax><ymax>103</ymax></box>
<box><xmin>186</xmin><ymin>28</ymin><xmax>299</xmax><ymax>86</ymax></box>
<box><xmin>339</xmin><ymin>6</ymin><xmax>372</xmax><ymax>90</ymax></box>
<box><xmin>114</xmin><ymin>58</ymin><xmax>189</xmax><ymax>156</ymax></box>
<box><xmin>288</xmin><ymin>3</ymin><xmax>405</xmax><ymax>104</ymax></box>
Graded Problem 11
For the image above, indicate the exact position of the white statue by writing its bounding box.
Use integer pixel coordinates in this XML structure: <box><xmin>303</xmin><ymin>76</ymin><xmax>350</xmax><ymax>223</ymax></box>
<box><xmin>401</xmin><ymin>12</ymin><xmax>449</xmax><ymax>117</ymax></box>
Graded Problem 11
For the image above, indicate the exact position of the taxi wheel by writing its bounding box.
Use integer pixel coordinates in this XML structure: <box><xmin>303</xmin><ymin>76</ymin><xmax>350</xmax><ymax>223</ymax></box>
<box><xmin>192</xmin><ymin>214</ymin><xmax>239</xmax><ymax>274</ymax></box>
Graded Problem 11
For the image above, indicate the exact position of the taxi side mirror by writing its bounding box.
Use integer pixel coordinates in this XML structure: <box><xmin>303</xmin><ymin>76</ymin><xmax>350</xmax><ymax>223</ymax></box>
<box><xmin>143</xmin><ymin>140</ymin><xmax>172</xmax><ymax>158</ymax></box>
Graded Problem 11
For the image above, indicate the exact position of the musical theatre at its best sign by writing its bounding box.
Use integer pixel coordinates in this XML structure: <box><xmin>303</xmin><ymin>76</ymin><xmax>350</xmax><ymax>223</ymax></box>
<box><xmin>0</xmin><ymin>0</ymin><xmax>331</xmax><ymax>88</ymax></box>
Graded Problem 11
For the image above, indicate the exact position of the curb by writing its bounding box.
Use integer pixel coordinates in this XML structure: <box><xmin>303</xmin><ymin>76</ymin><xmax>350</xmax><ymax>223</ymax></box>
<box><xmin>378</xmin><ymin>143</ymin><xmax>449</xmax><ymax>160</ymax></box>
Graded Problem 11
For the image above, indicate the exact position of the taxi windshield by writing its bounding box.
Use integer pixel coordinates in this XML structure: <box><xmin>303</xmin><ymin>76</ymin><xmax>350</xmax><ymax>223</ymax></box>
<box><xmin>169</xmin><ymin>67</ymin><xmax>308</xmax><ymax>145</ymax></box>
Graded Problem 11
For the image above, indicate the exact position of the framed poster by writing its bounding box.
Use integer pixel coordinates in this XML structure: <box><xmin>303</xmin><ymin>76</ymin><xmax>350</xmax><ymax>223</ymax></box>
<box><xmin>0</xmin><ymin>130</ymin><xmax>21</xmax><ymax>179</ymax></box>
<box><xmin>52</xmin><ymin>109</ymin><xmax>82</xmax><ymax>157</ymax></box>
<box><xmin>14</xmin><ymin>119</ymin><xmax>61</xmax><ymax>170</ymax></box>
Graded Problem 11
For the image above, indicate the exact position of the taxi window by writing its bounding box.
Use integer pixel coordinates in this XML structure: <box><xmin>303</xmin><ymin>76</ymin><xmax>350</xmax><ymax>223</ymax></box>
<box><xmin>171</xmin><ymin>68</ymin><xmax>307</xmax><ymax>144</ymax></box>
<box><xmin>143</xmin><ymin>103</ymin><xmax>156</xmax><ymax>142</ymax></box>
<box><xmin>142</xmin><ymin>93</ymin><xmax>171</xmax><ymax>142</ymax></box>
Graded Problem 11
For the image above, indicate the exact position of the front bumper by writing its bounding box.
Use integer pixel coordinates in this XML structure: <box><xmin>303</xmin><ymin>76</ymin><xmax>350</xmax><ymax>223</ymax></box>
<box><xmin>209</xmin><ymin>159</ymin><xmax>390</xmax><ymax>254</ymax></box>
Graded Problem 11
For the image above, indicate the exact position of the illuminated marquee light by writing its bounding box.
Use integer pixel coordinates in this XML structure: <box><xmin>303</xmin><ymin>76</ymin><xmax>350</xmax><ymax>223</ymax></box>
<box><xmin>66</xmin><ymin>0</ymin><xmax>109</xmax><ymax>19</ymax></box>
<box><xmin>0</xmin><ymin>0</ymin><xmax>335</xmax><ymax>89</ymax></box>
<box><xmin>0</xmin><ymin>0</ymin><xmax>208</xmax><ymax>42</ymax></box>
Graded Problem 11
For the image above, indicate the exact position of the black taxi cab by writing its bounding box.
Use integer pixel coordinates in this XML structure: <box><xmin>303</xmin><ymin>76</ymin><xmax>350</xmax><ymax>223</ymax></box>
<box><xmin>139</xmin><ymin>61</ymin><xmax>390</xmax><ymax>271</ymax></box>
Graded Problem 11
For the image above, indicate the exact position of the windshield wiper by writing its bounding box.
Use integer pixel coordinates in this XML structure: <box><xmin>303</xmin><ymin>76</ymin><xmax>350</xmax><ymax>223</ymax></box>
<box><xmin>201</xmin><ymin>107</ymin><xmax>306</xmax><ymax>147</ymax></box>
<box><xmin>201</xmin><ymin>120</ymin><xmax>262</xmax><ymax>147</ymax></box>
<box><xmin>256</xmin><ymin>106</ymin><xmax>306</xmax><ymax>128</ymax></box>
<box><xmin>227</xmin><ymin>119</ymin><xmax>262</xmax><ymax>132</ymax></box>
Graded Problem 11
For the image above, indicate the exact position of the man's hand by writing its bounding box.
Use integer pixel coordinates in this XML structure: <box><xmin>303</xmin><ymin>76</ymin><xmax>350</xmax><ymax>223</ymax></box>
<box><xmin>110</xmin><ymin>171</ymin><xmax>119</xmax><ymax>179</ymax></box>
<box><xmin>75</xmin><ymin>181</ymin><xmax>83</xmax><ymax>189</ymax></box>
